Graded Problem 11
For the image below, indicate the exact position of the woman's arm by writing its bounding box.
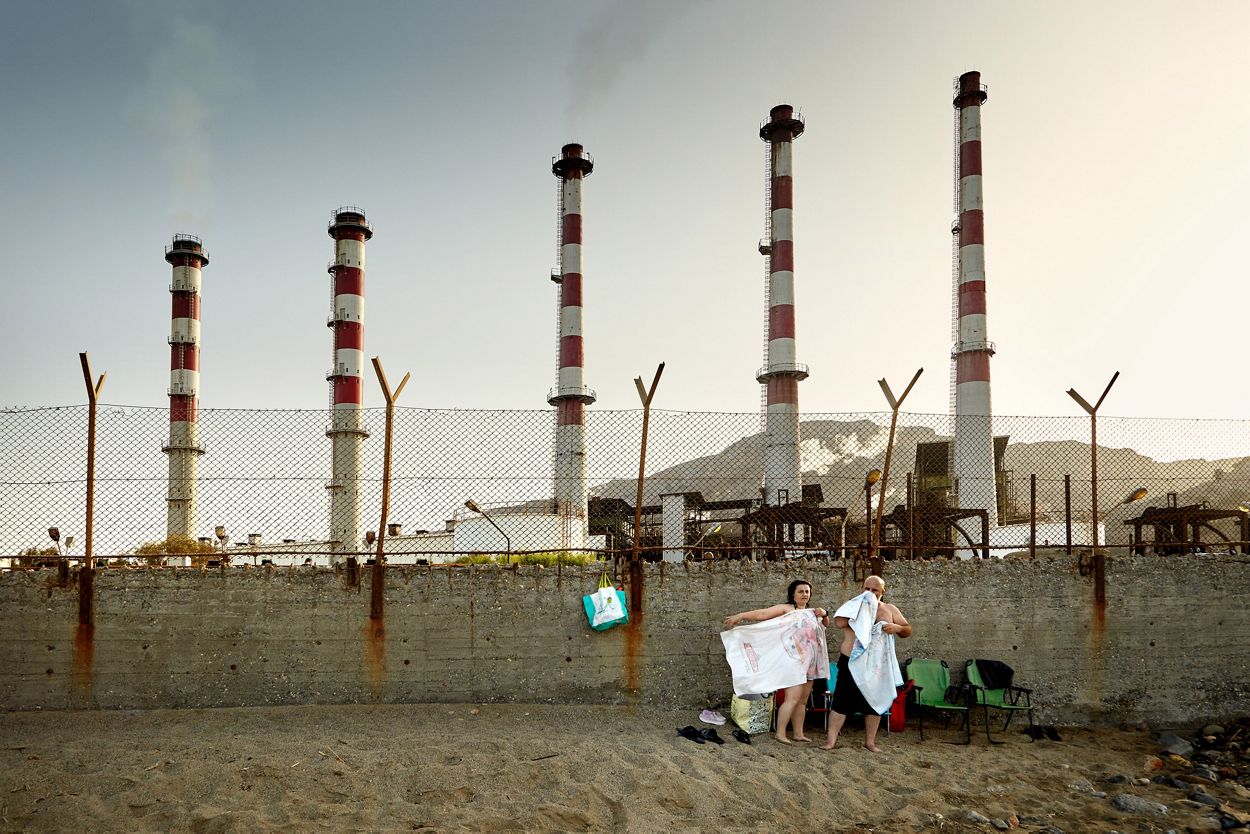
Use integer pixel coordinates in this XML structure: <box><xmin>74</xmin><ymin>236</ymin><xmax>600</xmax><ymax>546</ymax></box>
<box><xmin>723</xmin><ymin>603</ymin><xmax>792</xmax><ymax>629</ymax></box>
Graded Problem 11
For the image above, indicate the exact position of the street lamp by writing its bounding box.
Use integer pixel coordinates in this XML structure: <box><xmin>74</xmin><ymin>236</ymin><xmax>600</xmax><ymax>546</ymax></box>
<box><xmin>214</xmin><ymin>525</ymin><xmax>228</xmax><ymax>561</ymax></box>
<box><xmin>863</xmin><ymin>469</ymin><xmax>881</xmax><ymax>554</ymax></box>
<box><xmin>465</xmin><ymin>500</ymin><xmax>511</xmax><ymax>562</ymax></box>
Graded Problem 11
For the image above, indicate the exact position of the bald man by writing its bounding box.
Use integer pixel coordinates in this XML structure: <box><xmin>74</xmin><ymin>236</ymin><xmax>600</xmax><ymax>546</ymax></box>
<box><xmin>822</xmin><ymin>575</ymin><xmax>912</xmax><ymax>753</ymax></box>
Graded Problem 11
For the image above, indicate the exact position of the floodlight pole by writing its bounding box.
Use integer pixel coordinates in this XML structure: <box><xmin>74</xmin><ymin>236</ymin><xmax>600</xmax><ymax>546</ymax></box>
<box><xmin>870</xmin><ymin>368</ymin><xmax>923</xmax><ymax>574</ymax></box>
<box><xmin>630</xmin><ymin>363</ymin><xmax>664</xmax><ymax>612</ymax></box>
<box><xmin>1067</xmin><ymin>371</ymin><xmax>1118</xmax><ymax>606</ymax></box>
<box><xmin>370</xmin><ymin>357</ymin><xmax>410</xmax><ymax>621</ymax></box>
<box><xmin>79</xmin><ymin>352</ymin><xmax>105</xmax><ymax>626</ymax></box>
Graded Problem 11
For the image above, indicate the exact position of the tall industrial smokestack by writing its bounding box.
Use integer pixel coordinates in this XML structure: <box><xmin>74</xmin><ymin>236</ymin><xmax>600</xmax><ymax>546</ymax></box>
<box><xmin>549</xmin><ymin>144</ymin><xmax>596</xmax><ymax>547</ymax></box>
<box><xmin>758</xmin><ymin>105</ymin><xmax>808</xmax><ymax>506</ymax></box>
<box><xmin>951</xmin><ymin>72</ymin><xmax>998</xmax><ymax>528</ymax></box>
<box><xmin>163</xmin><ymin>234</ymin><xmax>208</xmax><ymax>538</ymax></box>
<box><xmin>326</xmin><ymin>207</ymin><xmax>372</xmax><ymax>558</ymax></box>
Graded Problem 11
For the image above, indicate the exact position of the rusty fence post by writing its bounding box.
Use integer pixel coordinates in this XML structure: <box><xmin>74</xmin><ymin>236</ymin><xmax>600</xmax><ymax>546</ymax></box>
<box><xmin>629</xmin><ymin>363</ymin><xmax>664</xmax><ymax>615</ymax></box>
<box><xmin>1029</xmin><ymin>473</ymin><xmax>1037</xmax><ymax>558</ymax></box>
<box><xmin>1064</xmin><ymin>474</ymin><xmax>1072</xmax><ymax>554</ymax></box>
<box><xmin>78</xmin><ymin>353</ymin><xmax>105</xmax><ymax>626</ymax></box>
<box><xmin>1068</xmin><ymin>372</ymin><xmax>1120</xmax><ymax>608</ymax></box>
<box><xmin>370</xmin><ymin>357</ymin><xmax>410</xmax><ymax>621</ymax></box>
<box><xmin>870</xmin><ymin>367</ymin><xmax>923</xmax><ymax>575</ymax></box>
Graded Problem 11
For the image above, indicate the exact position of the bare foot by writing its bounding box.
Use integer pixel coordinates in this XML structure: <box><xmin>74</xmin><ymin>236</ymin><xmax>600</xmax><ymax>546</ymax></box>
<box><xmin>819</xmin><ymin>739</ymin><xmax>837</xmax><ymax>750</ymax></box>
<box><xmin>774</xmin><ymin>734</ymin><xmax>792</xmax><ymax>744</ymax></box>
<box><xmin>864</xmin><ymin>742</ymin><xmax>882</xmax><ymax>753</ymax></box>
<box><xmin>793</xmin><ymin>736</ymin><xmax>812</xmax><ymax>743</ymax></box>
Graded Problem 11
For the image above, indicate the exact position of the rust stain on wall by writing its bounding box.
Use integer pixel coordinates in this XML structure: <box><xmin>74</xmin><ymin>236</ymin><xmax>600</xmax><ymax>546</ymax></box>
<box><xmin>72</xmin><ymin>622</ymin><xmax>94</xmax><ymax>699</ymax></box>
<box><xmin>624</xmin><ymin>560</ymin><xmax>644</xmax><ymax>694</ymax></box>
<box><xmin>365</xmin><ymin>618</ymin><xmax>386</xmax><ymax>701</ymax></box>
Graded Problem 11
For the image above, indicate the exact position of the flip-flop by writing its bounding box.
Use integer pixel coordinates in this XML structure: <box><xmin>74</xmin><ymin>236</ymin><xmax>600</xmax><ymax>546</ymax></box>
<box><xmin>731</xmin><ymin>728</ymin><xmax>752</xmax><ymax>745</ymax></box>
<box><xmin>677</xmin><ymin>725</ymin><xmax>705</xmax><ymax>744</ymax></box>
<box><xmin>698</xmin><ymin>728</ymin><xmax>725</xmax><ymax>745</ymax></box>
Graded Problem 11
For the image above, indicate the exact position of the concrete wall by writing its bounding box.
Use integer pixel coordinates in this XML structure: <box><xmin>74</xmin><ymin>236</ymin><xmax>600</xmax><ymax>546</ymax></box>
<box><xmin>2</xmin><ymin>555</ymin><xmax>1247</xmax><ymax>726</ymax></box>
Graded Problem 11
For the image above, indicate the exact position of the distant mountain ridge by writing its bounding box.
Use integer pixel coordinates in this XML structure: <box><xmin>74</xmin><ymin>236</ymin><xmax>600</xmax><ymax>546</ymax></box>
<box><xmin>591</xmin><ymin>419</ymin><xmax>1247</xmax><ymax>544</ymax></box>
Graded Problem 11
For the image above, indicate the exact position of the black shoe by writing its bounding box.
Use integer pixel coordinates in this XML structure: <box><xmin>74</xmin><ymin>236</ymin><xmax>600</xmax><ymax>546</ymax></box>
<box><xmin>677</xmin><ymin>725</ymin><xmax>705</xmax><ymax>744</ymax></box>
<box><xmin>731</xmin><ymin>728</ymin><xmax>752</xmax><ymax>744</ymax></box>
<box><xmin>698</xmin><ymin>728</ymin><xmax>725</xmax><ymax>745</ymax></box>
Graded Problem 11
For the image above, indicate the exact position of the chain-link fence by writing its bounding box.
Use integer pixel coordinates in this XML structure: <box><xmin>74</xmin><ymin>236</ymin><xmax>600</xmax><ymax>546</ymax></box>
<box><xmin>3</xmin><ymin>405</ymin><xmax>1250</xmax><ymax>565</ymax></box>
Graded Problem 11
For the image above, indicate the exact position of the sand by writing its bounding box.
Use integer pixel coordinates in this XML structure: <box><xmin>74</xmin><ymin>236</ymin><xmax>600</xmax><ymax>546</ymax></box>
<box><xmin>0</xmin><ymin>703</ymin><xmax>1245</xmax><ymax>832</ymax></box>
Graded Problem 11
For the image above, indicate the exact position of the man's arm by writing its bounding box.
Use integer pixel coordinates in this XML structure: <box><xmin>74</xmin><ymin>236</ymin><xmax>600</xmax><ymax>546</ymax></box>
<box><xmin>882</xmin><ymin>605</ymin><xmax>912</xmax><ymax>638</ymax></box>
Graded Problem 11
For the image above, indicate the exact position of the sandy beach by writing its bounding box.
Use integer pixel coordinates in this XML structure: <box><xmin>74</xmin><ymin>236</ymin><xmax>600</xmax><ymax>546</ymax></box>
<box><xmin>2</xmin><ymin>703</ymin><xmax>1247</xmax><ymax>832</ymax></box>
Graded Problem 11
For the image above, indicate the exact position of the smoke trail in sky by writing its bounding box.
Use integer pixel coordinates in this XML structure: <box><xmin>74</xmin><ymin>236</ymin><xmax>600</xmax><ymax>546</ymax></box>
<box><xmin>566</xmin><ymin>0</ymin><xmax>706</xmax><ymax>126</ymax></box>
<box><xmin>124</xmin><ymin>0</ymin><xmax>247</xmax><ymax>228</ymax></box>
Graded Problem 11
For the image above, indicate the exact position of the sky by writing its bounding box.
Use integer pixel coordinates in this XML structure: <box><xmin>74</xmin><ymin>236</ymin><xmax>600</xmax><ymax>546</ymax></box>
<box><xmin>4</xmin><ymin>0</ymin><xmax>1250</xmax><ymax>421</ymax></box>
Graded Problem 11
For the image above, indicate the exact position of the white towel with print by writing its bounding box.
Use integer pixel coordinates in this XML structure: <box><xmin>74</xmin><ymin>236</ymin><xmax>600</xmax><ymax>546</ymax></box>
<box><xmin>720</xmin><ymin>609</ymin><xmax>830</xmax><ymax>697</ymax></box>
<box><xmin>834</xmin><ymin>591</ymin><xmax>904</xmax><ymax>714</ymax></box>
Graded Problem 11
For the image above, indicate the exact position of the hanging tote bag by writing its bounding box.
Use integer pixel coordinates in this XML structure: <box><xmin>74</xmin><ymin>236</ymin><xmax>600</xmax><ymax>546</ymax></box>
<box><xmin>582</xmin><ymin>574</ymin><xmax>629</xmax><ymax>631</ymax></box>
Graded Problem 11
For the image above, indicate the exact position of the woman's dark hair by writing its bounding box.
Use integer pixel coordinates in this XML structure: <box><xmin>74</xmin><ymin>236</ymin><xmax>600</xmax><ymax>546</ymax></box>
<box><xmin>786</xmin><ymin>579</ymin><xmax>812</xmax><ymax>606</ymax></box>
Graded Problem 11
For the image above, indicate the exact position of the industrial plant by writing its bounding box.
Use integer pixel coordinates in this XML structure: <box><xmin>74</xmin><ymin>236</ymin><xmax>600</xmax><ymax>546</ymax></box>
<box><xmin>14</xmin><ymin>70</ymin><xmax>1239</xmax><ymax>570</ymax></box>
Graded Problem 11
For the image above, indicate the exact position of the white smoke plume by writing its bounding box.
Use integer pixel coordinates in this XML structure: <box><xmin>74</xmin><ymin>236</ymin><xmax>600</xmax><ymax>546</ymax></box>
<box><xmin>125</xmin><ymin>0</ymin><xmax>248</xmax><ymax>228</ymax></box>
<box><xmin>565</xmin><ymin>0</ymin><xmax>707</xmax><ymax>125</ymax></box>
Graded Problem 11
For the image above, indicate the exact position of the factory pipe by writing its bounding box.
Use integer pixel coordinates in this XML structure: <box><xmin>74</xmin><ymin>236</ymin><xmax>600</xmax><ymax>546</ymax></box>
<box><xmin>327</xmin><ymin>207</ymin><xmax>372</xmax><ymax>561</ymax></box>
<box><xmin>952</xmin><ymin>72</ymin><xmax>999</xmax><ymax>529</ymax></box>
<box><xmin>163</xmin><ymin>234</ymin><xmax>208</xmax><ymax>539</ymax></box>
<box><xmin>549</xmin><ymin>144</ymin><xmax>596</xmax><ymax>548</ymax></box>
<box><xmin>757</xmin><ymin>105</ymin><xmax>808</xmax><ymax>508</ymax></box>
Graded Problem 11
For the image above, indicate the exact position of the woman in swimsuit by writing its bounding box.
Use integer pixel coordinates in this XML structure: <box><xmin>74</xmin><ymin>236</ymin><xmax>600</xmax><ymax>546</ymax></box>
<box><xmin>723</xmin><ymin>579</ymin><xmax>830</xmax><ymax>744</ymax></box>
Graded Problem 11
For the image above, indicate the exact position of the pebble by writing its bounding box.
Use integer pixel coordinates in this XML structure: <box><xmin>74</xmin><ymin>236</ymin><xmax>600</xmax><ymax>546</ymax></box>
<box><xmin>1152</xmin><ymin>775</ymin><xmax>1191</xmax><ymax>790</ymax></box>
<box><xmin>1112</xmin><ymin>793</ymin><xmax>1169</xmax><ymax>815</ymax></box>
<box><xmin>991</xmin><ymin>820</ymin><xmax>1008</xmax><ymax>831</ymax></box>
<box><xmin>1105</xmin><ymin>774</ymin><xmax>1128</xmax><ymax>784</ymax></box>
<box><xmin>1159</xmin><ymin>733</ymin><xmax>1195</xmax><ymax>758</ymax></box>
<box><xmin>966</xmin><ymin>810</ymin><xmax>991</xmax><ymax>824</ymax></box>
<box><xmin>1131</xmin><ymin>777</ymin><xmax>1149</xmax><ymax>786</ymax></box>
<box><xmin>1189</xmin><ymin>791</ymin><xmax>1222</xmax><ymax>808</ymax></box>
<box><xmin>1144</xmin><ymin>755</ymin><xmax>1164</xmax><ymax>771</ymax></box>
<box><xmin>1038</xmin><ymin>828</ymin><xmax>1065</xmax><ymax>834</ymax></box>
<box><xmin>1191</xmin><ymin>767</ymin><xmax>1221</xmax><ymax>784</ymax></box>
<box><xmin>1069</xmin><ymin>778</ymin><xmax>1095</xmax><ymax>794</ymax></box>
<box><xmin>1203</xmin><ymin>724</ymin><xmax>1226</xmax><ymax>737</ymax></box>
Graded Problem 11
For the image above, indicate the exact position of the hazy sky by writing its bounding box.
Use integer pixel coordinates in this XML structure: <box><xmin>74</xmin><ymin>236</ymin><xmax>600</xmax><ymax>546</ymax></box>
<box><xmin>5</xmin><ymin>0</ymin><xmax>1249</xmax><ymax>420</ymax></box>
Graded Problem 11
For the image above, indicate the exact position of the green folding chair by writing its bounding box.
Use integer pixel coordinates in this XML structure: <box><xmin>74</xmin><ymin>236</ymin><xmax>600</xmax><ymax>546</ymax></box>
<box><xmin>902</xmin><ymin>658</ymin><xmax>972</xmax><ymax>744</ymax></box>
<box><xmin>965</xmin><ymin>660</ymin><xmax>1036</xmax><ymax>743</ymax></box>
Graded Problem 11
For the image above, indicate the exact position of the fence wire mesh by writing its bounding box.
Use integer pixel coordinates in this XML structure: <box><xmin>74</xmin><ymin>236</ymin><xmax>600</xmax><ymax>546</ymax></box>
<box><xmin>3</xmin><ymin>405</ymin><xmax>1250</xmax><ymax>565</ymax></box>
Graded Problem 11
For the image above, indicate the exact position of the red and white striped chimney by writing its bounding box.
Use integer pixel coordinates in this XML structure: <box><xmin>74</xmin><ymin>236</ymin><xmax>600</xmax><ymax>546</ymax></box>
<box><xmin>952</xmin><ymin>72</ymin><xmax>998</xmax><ymax>527</ymax></box>
<box><xmin>326</xmin><ymin>207</ymin><xmax>371</xmax><ymax>558</ymax></box>
<box><xmin>163</xmin><ymin>234</ymin><xmax>208</xmax><ymax>539</ymax></box>
<box><xmin>757</xmin><ymin>105</ymin><xmax>808</xmax><ymax>506</ymax></box>
<box><xmin>549</xmin><ymin>144</ymin><xmax>595</xmax><ymax>546</ymax></box>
